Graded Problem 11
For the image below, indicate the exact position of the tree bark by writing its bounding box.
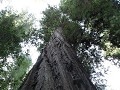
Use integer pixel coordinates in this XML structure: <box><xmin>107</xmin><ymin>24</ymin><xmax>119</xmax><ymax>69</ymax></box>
<box><xmin>19</xmin><ymin>27</ymin><xmax>96</xmax><ymax>90</ymax></box>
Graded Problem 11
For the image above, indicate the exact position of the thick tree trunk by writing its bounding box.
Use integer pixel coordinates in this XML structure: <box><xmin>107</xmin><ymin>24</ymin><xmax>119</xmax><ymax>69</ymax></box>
<box><xmin>19</xmin><ymin>27</ymin><xmax>96</xmax><ymax>90</ymax></box>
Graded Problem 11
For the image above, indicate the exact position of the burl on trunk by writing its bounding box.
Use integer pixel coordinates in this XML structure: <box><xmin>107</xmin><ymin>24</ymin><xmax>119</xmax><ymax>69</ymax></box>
<box><xmin>19</xmin><ymin>27</ymin><xmax>96</xmax><ymax>90</ymax></box>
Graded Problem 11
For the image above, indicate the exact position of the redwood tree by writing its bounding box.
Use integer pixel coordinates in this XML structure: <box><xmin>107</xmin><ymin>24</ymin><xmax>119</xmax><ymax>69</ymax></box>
<box><xmin>20</xmin><ymin>0</ymin><xmax>120</xmax><ymax>89</ymax></box>
<box><xmin>19</xmin><ymin>28</ymin><xmax>96</xmax><ymax>90</ymax></box>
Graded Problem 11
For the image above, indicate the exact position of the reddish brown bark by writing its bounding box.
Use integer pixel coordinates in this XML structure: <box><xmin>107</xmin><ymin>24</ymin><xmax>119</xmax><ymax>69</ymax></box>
<box><xmin>19</xmin><ymin>27</ymin><xmax>96</xmax><ymax>90</ymax></box>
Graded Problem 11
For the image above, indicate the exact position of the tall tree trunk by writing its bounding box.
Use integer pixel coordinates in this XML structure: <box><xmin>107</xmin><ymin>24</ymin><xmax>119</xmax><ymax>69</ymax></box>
<box><xmin>19</xmin><ymin>27</ymin><xmax>96</xmax><ymax>90</ymax></box>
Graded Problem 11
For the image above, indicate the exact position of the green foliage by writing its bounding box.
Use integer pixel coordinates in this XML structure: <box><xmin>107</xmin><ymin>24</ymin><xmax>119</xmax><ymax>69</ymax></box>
<box><xmin>60</xmin><ymin>0</ymin><xmax>120</xmax><ymax>48</ymax></box>
<box><xmin>10</xmin><ymin>54</ymin><xmax>31</xmax><ymax>90</ymax></box>
<box><xmin>0</xmin><ymin>54</ymin><xmax>31</xmax><ymax>90</ymax></box>
<box><xmin>41</xmin><ymin>6</ymin><xmax>62</xmax><ymax>42</ymax></box>
<box><xmin>60</xmin><ymin>0</ymin><xmax>91</xmax><ymax>21</ymax></box>
<box><xmin>40</xmin><ymin>6</ymin><xmax>83</xmax><ymax>48</ymax></box>
<box><xmin>0</xmin><ymin>9</ymin><xmax>34</xmax><ymax>58</ymax></box>
<box><xmin>0</xmin><ymin>8</ymin><xmax>34</xmax><ymax>90</ymax></box>
<box><xmin>0</xmin><ymin>10</ymin><xmax>21</xmax><ymax>58</ymax></box>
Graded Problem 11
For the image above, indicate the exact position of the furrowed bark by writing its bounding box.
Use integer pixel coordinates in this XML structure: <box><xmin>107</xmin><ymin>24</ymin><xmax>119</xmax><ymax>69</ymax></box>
<box><xmin>19</xmin><ymin>27</ymin><xmax>96</xmax><ymax>90</ymax></box>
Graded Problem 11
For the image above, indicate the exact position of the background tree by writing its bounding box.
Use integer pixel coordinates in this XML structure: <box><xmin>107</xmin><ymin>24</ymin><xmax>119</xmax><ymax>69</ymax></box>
<box><xmin>0</xmin><ymin>8</ymin><xmax>36</xmax><ymax>90</ymax></box>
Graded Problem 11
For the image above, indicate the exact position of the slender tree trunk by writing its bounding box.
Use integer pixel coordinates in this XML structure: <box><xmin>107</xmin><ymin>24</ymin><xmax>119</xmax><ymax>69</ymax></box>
<box><xmin>19</xmin><ymin>27</ymin><xmax>96</xmax><ymax>90</ymax></box>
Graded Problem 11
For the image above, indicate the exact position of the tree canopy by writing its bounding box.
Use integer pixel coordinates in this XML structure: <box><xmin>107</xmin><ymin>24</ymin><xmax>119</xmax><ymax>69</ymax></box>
<box><xmin>0</xmin><ymin>8</ymin><xmax>35</xmax><ymax>90</ymax></box>
<box><xmin>0</xmin><ymin>9</ymin><xmax>35</xmax><ymax>58</ymax></box>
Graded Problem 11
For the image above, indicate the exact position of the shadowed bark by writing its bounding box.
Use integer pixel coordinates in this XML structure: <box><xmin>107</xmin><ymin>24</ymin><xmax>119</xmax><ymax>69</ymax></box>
<box><xmin>19</xmin><ymin>27</ymin><xmax>96</xmax><ymax>90</ymax></box>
